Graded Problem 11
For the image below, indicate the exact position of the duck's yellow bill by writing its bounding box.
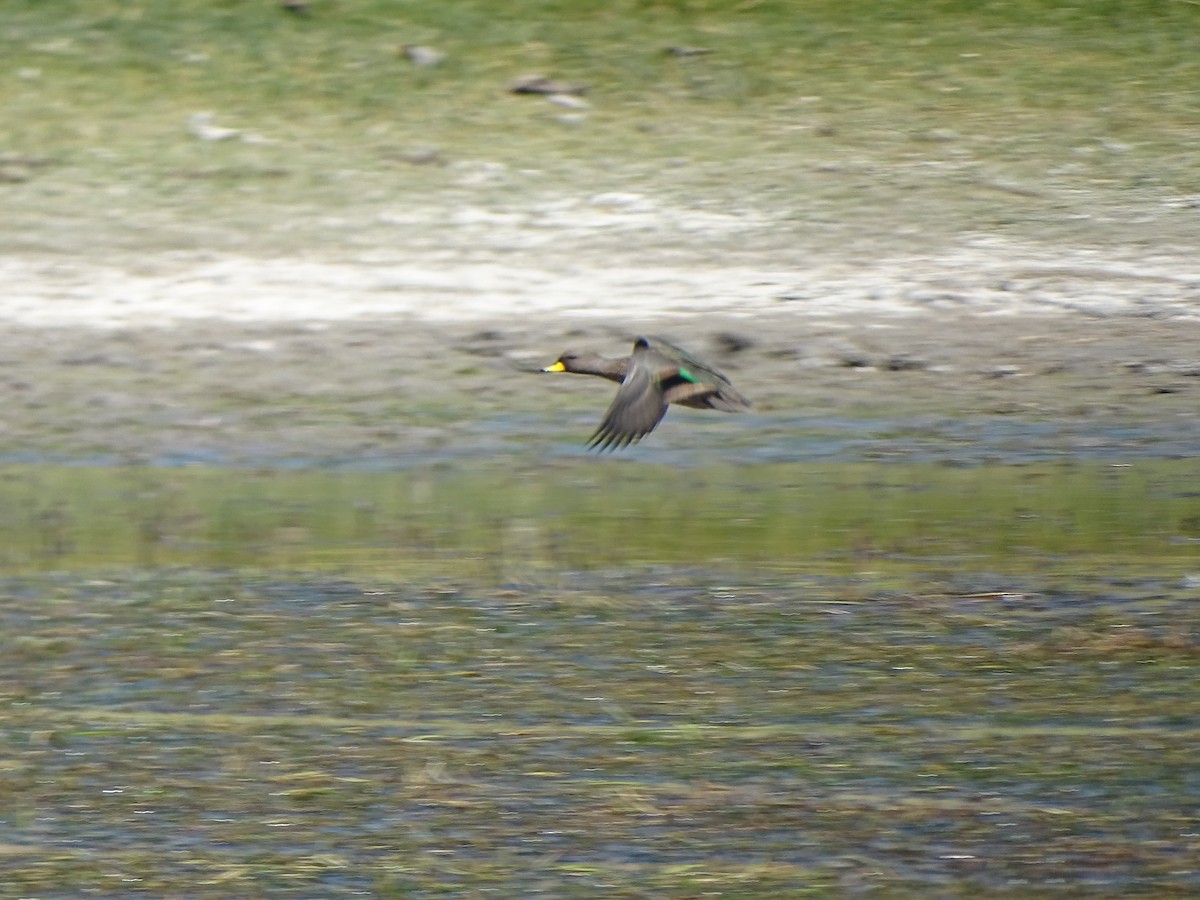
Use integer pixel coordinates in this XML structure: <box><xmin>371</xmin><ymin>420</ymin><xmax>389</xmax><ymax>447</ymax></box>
<box><xmin>541</xmin><ymin>362</ymin><xmax>566</xmax><ymax>373</ymax></box>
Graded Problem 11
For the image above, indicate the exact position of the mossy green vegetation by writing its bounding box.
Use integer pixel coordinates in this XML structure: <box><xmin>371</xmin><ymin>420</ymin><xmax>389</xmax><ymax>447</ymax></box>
<box><xmin>3</xmin><ymin>458</ymin><xmax>1198</xmax><ymax>580</ymax></box>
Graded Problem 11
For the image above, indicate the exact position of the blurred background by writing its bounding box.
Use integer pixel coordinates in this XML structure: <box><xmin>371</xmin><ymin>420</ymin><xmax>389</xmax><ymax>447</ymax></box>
<box><xmin>1</xmin><ymin>1</ymin><xmax>1198</xmax><ymax>895</ymax></box>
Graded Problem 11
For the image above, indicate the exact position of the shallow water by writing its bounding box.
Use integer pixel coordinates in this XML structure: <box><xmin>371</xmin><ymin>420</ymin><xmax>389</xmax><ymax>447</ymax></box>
<box><xmin>1</xmin><ymin>453</ymin><xmax>1198</xmax><ymax>894</ymax></box>
<box><xmin>2</xmin><ymin>568</ymin><xmax>1197</xmax><ymax>895</ymax></box>
<box><xmin>5</xmin><ymin>411</ymin><xmax>1200</xmax><ymax>470</ymax></box>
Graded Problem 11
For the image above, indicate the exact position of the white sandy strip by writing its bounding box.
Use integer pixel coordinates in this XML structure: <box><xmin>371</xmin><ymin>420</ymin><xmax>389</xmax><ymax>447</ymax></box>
<box><xmin>1</xmin><ymin>240</ymin><xmax>1197</xmax><ymax>328</ymax></box>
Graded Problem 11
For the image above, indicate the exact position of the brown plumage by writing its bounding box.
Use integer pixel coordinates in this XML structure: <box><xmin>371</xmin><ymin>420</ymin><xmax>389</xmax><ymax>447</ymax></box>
<box><xmin>541</xmin><ymin>336</ymin><xmax>751</xmax><ymax>451</ymax></box>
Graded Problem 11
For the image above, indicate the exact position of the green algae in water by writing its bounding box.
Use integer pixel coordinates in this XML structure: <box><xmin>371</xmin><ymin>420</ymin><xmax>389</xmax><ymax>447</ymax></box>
<box><xmin>1</xmin><ymin>569</ymin><xmax>1197</xmax><ymax>896</ymax></box>
<box><xmin>1</xmin><ymin>460</ymin><xmax>1197</xmax><ymax>579</ymax></box>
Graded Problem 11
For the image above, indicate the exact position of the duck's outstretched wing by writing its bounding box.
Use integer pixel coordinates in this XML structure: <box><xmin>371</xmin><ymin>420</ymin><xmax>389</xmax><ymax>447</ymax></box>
<box><xmin>645</xmin><ymin>336</ymin><xmax>751</xmax><ymax>412</ymax></box>
<box><xmin>586</xmin><ymin>348</ymin><xmax>670</xmax><ymax>451</ymax></box>
<box><xmin>641</xmin><ymin>336</ymin><xmax>729</xmax><ymax>381</ymax></box>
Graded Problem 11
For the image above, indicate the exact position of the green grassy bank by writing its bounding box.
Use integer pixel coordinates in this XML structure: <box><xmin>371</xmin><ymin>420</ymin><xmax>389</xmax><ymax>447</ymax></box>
<box><xmin>2</xmin><ymin>0</ymin><xmax>1198</xmax><ymax>252</ymax></box>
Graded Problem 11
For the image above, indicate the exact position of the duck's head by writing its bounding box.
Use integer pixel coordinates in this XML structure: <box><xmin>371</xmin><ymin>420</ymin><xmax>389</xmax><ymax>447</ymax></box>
<box><xmin>541</xmin><ymin>350</ymin><xmax>628</xmax><ymax>382</ymax></box>
<box><xmin>541</xmin><ymin>352</ymin><xmax>580</xmax><ymax>374</ymax></box>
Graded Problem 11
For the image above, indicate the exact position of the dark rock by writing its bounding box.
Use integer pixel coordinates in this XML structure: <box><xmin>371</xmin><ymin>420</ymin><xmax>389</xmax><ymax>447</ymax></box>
<box><xmin>884</xmin><ymin>355</ymin><xmax>930</xmax><ymax>372</ymax></box>
<box><xmin>837</xmin><ymin>349</ymin><xmax>874</xmax><ymax>368</ymax></box>
<box><xmin>509</xmin><ymin>75</ymin><xmax>587</xmax><ymax>96</ymax></box>
<box><xmin>712</xmin><ymin>331</ymin><xmax>755</xmax><ymax>354</ymax></box>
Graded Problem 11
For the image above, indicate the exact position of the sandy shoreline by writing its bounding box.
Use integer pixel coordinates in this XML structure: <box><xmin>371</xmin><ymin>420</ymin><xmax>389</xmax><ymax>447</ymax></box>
<box><xmin>2</xmin><ymin>221</ymin><xmax>1198</xmax><ymax>465</ymax></box>
<box><xmin>2</xmin><ymin>238</ymin><xmax>1198</xmax><ymax>329</ymax></box>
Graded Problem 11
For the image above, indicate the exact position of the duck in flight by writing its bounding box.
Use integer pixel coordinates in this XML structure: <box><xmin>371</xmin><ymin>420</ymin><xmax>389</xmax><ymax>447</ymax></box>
<box><xmin>541</xmin><ymin>336</ymin><xmax>751</xmax><ymax>450</ymax></box>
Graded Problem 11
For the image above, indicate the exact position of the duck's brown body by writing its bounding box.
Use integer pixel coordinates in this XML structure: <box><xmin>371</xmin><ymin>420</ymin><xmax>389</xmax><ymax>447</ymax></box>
<box><xmin>542</xmin><ymin>336</ymin><xmax>751</xmax><ymax>450</ymax></box>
